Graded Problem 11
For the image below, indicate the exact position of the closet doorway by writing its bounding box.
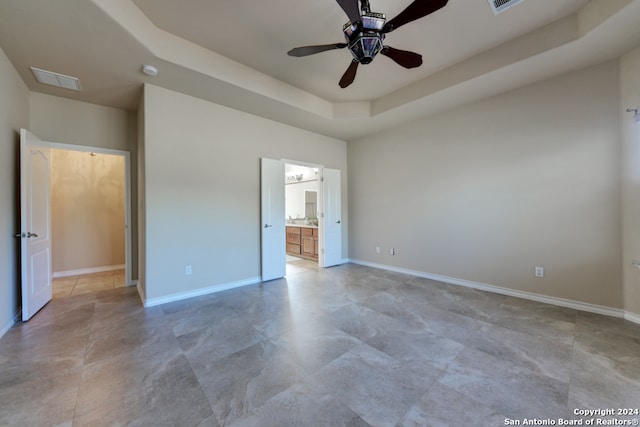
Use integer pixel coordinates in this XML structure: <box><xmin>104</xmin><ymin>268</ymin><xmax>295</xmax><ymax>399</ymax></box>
<box><xmin>48</xmin><ymin>145</ymin><xmax>131</xmax><ymax>298</ymax></box>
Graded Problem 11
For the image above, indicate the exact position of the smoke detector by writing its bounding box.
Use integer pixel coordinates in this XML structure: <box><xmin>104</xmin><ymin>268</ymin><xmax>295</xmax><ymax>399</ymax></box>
<box><xmin>142</xmin><ymin>64</ymin><xmax>158</xmax><ymax>77</ymax></box>
<box><xmin>488</xmin><ymin>0</ymin><xmax>526</xmax><ymax>15</ymax></box>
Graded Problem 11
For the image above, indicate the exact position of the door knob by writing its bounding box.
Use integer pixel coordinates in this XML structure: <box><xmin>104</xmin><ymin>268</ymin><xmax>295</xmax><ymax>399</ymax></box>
<box><xmin>264</xmin><ymin>224</ymin><xmax>273</xmax><ymax>228</ymax></box>
<box><xmin>336</xmin><ymin>220</ymin><xmax>341</xmax><ymax>224</ymax></box>
<box><xmin>27</xmin><ymin>232</ymin><xmax>38</xmax><ymax>238</ymax></box>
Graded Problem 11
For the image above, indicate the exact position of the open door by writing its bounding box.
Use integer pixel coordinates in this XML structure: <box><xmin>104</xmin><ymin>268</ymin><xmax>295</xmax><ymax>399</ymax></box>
<box><xmin>20</xmin><ymin>129</ymin><xmax>52</xmax><ymax>321</ymax></box>
<box><xmin>261</xmin><ymin>158</ymin><xmax>286</xmax><ymax>281</ymax></box>
<box><xmin>322</xmin><ymin>168</ymin><xmax>342</xmax><ymax>267</ymax></box>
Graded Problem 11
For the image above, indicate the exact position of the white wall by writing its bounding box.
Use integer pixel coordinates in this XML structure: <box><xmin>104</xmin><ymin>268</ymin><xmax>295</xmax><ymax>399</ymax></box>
<box><xmin>30</xmin><ymin>93</ymin><xmax>132</xmax><ymax>151</ymax></box>
<box><xmin>621</xmin><ymin>46</ymin><xmax>640</xmax><ymax>319</ymax></box>
<box><xmin>0</xmin><ymin>46</ymin><xmax>29</xmax><ymax>335</ymax></box>
<box><xmin>349</xmin><ymin>61</ymin><xmax>623</xmax><ymax>309</ymax></box>
<box><xmin>142</xmin><ymin>84</ymin><xmax>347</xmax><ymax>301</ymax></box>
<box><xmin>137</xmin><ymin>89</ymin><xmax>147</xmax><ymax>298</ymax></box>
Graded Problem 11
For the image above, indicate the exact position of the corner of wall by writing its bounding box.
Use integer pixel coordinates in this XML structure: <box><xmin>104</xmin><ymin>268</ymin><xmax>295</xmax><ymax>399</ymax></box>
<box><xmin>620</xmin><ymin>45</ymin><xmax>640</xmax><ymax>319</ymax></box>
<box><xmin>0</xmin><ymin>45</ymin><xmax>29</xmax><ymax>337</ymax></box>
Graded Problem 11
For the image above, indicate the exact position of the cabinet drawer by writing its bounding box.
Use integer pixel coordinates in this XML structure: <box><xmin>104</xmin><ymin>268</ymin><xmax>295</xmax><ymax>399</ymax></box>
<box><xmin>302</xmin><ymin>228</ymin><xmax>314</xmax><ymax>236</ymax></box>
<box><xmin>287</xmin><ymin>233</ymin><xmax>300</xmax><ymax>244</ymax></box>
<box><xmin>287</xmin><ymin>243</ymin><xmax>301</xmax><ymax>254</ymax></box>
<box><xmin>286</xmin><ymin>227</ymin><xmax>300</xmax><ymax>234</ymax></box>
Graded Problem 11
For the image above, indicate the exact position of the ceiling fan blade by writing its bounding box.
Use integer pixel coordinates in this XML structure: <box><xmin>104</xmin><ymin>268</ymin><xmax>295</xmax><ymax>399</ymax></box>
<box><xmin>381</xmin><ymin>46</ymin><xmax>423</xmax><ymax>68</ymax></box>
<box><xmin>382</xmin><ymin>0</ymin><xmax>448</xmax><ymax>33</ymax></box>
<box><xmin>287</xmin><ymin>43</ymin><xmax>347</xmax><ymax>57</ymax></box>
<box><xmin>336</xmin><ymin>0</ymin><xmax>361</xmax><ymax>24</ymax></box>
<box><xmin>339</xmin><ymin>60</ymin><xmax>359</xmax><ymax>88</ymax></box>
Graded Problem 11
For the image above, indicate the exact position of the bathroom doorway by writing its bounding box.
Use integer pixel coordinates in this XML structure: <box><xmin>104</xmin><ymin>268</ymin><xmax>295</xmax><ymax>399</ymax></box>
<box><xmin>285</xmin><ymin>162</ymin><xmax>320</xmax><ymax>275</ymax></box>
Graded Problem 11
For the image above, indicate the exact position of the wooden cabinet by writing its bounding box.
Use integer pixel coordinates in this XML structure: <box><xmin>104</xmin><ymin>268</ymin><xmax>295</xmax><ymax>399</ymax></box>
<box><xmin>286</xmin><ymin>226</ymin><xmax>318</xmax><ymax>260</ymax></box>
<box><xmin>286</xmin><ymin>226</ymin><xmax>301</xmax><ymax>255</ymax></box>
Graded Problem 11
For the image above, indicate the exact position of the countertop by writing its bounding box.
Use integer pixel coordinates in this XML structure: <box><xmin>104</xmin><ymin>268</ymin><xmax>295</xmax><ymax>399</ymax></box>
<box><xmin>286</xmin><ymin>223</ymin><xmax>318</xmax><ymax>229</ymax></box>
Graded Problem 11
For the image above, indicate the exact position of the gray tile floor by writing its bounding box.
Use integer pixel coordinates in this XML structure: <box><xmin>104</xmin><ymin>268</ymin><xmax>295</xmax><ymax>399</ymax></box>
<box><xmin>1</xmin><ymin>261</ymin><xmax>639</xmax><ymax>426</ymax></box>
<box><xmin>53</xmin><ymin>269</ymin><xmax>127</xmax><ymax>298</ymax></box>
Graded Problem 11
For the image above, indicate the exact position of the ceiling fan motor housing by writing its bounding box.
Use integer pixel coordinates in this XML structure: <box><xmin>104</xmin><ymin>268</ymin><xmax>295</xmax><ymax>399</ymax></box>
<box><xmin>343</xmin><ymin>11</ymin><xmax>386</xmax><ymax>64</ymax></box>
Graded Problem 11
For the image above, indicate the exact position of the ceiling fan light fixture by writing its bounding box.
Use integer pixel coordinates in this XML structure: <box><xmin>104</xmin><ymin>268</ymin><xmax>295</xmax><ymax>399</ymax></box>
<box><xmin>348</xmin><ymin>33</ymin><xmax>384</xmax><ymax>64</ymax></box>
<box><xmin>343</xmin><ymin>10</ymin><xmax>386</xmax><ymax>64</ymax></box>
<box><xmin>289</xmin><ymin>0</ymin><xmax>449</xmax><ymax>87</ymax></box>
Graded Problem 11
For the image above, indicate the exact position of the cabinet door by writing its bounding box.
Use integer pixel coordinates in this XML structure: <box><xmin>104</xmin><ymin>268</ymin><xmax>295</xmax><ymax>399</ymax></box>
<box><xmin>302</xmin><ymin>236</ymin><xmax>315</xmax><ymax>257</ymax></box>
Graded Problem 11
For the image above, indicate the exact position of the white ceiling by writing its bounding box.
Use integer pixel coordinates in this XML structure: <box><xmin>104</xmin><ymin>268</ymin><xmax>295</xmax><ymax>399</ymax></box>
<box><xmin>1</xmin><ymin>0</ymin><xmax>639</xmax><ymax>140</ymax></box>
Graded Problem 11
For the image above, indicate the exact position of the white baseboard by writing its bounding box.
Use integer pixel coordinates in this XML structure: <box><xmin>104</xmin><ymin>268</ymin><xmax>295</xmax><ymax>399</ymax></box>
<box><xmin>625</xmin><ymin>311</ymin><xmax>640</xmax><ymax>325</ymax></box>
<box><xmin>0</xmin><ymin>309</ymin><xmax>22</xmax><ymax>339</ymax></box>
<box><xmin>350</xmin><ymin>259</ymin><xmax>627</xmax><ymax>320</ymax></box>
<box><xmin>53</xmin><ymin>264</ymin><xmax>125</xmax><ymax>278</ymax></box>
<box><xmin>324</xmin><ymin>259</ymin><xmax>350</xmax><ymax>267</ymax></box>
<box><xmin>142</xmin><ymin>276</ymin><xmax>262</xmax><ymax>308</ymax></box>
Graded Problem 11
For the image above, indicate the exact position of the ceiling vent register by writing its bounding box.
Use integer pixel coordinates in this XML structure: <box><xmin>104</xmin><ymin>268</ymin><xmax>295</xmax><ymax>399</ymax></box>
<box><xmin>488</xmin><ymin>0</ymin><xmax>526</xmax><ymax>15</ymax></box>
<box><xmin>30</xmin><ymin>67</ymin><xmax>82</xmax><ymax>91</ymax></box>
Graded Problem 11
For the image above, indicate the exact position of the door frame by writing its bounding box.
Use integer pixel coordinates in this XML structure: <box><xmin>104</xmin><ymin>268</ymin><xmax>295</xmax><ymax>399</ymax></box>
<box><xmin>282</xmin><ymin>159</ymin><xmax>344</xmax><ymax>269</ymax></box>
<box><xmin>38</xmin><ymin>141</ymin><xmax>133</xmax><ymax>287</ymax></box>
<box><xmin>283</xmin><ymin>159</ymin><xmax>324</xmax><ymax>267</ymax></box>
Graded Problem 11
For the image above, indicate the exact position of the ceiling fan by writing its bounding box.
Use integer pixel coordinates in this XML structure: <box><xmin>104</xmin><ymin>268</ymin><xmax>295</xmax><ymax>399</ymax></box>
<box><xmin>287</xmin><ymin>0</ymin><xmax>449</xmax><ymax>88</ymax></box>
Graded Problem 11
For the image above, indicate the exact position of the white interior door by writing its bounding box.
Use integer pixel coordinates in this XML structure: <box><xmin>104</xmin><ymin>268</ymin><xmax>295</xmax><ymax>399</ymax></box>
<box><xmin>20</xmin><ymin>129</ymin><xmax>52</xmax><ymax>321</ymax></box>
<box><xmin>322</xmin><ymin>168</ymin><xmax>342</xmax><ymax>267</ymax></box>
<box><xmin>261</xmin><ymin>158</ymin><xmax>286</xmax><ymax>281</ymax></box>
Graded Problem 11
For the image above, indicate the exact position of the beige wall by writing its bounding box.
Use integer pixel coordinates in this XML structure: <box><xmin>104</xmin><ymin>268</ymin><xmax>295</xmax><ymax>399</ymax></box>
<box><xmin>51</xmin><ymin>149</ymin><xmax>125</xmax><ymax>273</ymax></box>
<box><xmin>137</xmin><ymin>89</ymin><xmax>147</xmax><ymax>297</ymax></box>
<box><xmin>29</xmin><ymin>93</ymin><xmax>138</xmax><ymax>279</ymax></box>
<box><xmin>348</xmin><ymin>61</ymin><xmax>623</xmax><ymax>309</ymax></box>
<box><xmin>142</xmin><ymin>84</ymin><xmax>347</xmax><ymax>301</ymax></box>
<box><xmin>621</xmin><ymin>46</ymin><xmax>640</xmax><ymax>318</ymax></box>
<box><xmin>0</xmin><ymin>46</ymin><xmax>29</xmax><ymax>333</ymax></box>
<box><xmin>30</xmin><ymin>93</ymin><xmax>132</xmax><ymax>151</ymax></box>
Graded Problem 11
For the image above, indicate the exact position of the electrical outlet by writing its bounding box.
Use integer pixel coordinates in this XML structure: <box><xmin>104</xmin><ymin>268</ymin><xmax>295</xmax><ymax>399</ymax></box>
<box><xmin>535</xmin><ymin>266</ymin><xmax>544</xmax><ymax>278</ymax></box>
<box><xmin>376</xmin><ymin>246</ymin><xmax>381</xmax><ymax>254</ymax></box>
<box><xmin>185</xmin><ymin>265</ymin><xmax>192</xmax><ymax>275</ymax></box>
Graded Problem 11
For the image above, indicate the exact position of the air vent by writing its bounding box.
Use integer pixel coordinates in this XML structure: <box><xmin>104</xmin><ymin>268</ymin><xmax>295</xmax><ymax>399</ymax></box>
<box><xmin>488</xmin><ymin>0</ymin><xmax>526</xmax><ymax>15</ymax></box>
<box><xmin>30</xmin><ymin>67</ymin><xmax>82</xmax><ymax>91</ymax></box>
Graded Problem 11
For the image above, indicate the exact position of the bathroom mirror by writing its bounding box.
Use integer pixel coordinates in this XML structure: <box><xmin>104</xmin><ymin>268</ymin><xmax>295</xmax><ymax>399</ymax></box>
<box><xmin>304</xmin><ymin>190</ymin><xmax>317</xmax><ymax>219</ymax></box>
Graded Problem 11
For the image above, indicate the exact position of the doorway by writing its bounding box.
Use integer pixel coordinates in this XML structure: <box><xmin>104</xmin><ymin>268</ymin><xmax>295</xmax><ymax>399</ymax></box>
<box><xmin>38</xmin><ymin>144</ymin><xmax>131</xmax><ymax>299</ymax></box>
<box><xmin>260</xmin><ymin>157</ymin><xmax>342</xmax><ymax>282</ymax></box>
<box><xmin>285</xmin><ymin>162</ymin><xmax>320</xmax><ymax>276</ymax></box>
<box><xmin>50</xmin><ymin>148</ymin><xmax>127</xmax><ymax>298</ymax></box>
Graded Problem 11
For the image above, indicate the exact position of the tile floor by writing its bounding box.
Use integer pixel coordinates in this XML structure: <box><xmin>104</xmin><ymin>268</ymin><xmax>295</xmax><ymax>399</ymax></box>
<box><xmin>52</xmin><ymin>269</ymin><xmax>126</xmax><ymax>298</ymax></box>
<box><xmin>1</xmin><ymin>263</ymin><xmax>639</xmax><ymax>426</ymax></box>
